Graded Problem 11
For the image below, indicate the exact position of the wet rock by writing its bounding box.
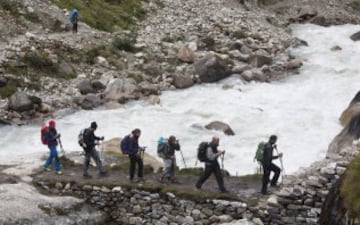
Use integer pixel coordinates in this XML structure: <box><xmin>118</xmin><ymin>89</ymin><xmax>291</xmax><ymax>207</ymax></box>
<box><xmin>350</xmin><ymin>31</ymin><xmax>360</xmax><ymax>41</ymax></box>
<box><xmin>91</xmin><ymin>80</ymin><xmax>106</xmax><ymax>91</ymax></box>
<box><xmin>177</xmin><ymin>46</ymin><xmax>195</xmax><ymax>63</ymax></box>
<box><xmin>172</xmin><ymin>73</ymin><xmax>195</xmax><ymax>89</ymax></box>
<box><xmin>8</xmin><ymin>92</ymin><xmax>35</xmax><ymax>112</ymax></box>
<box><xmin>340</xmin><ymin>91</ymin><xmax>360</xmax><ymax>127</ymax></box>
<box><xmin>205</xmin><ymin>121</ymin><xmax>235</xmax><ymax>136</ymax></box>
<box><xmin>330</xmin><ymin>45</ymin><xmax>342</xmax><ymax>51</ymax></box>
<box><xmin>79</xmin><ymin>94</ymin><xmax>102</xmax><ymax>110</ymax></box>
<box><xmin>191</xmin><ymin>55</ymin><xmax>231</xmax><ymax>83</ymax></box>
<box><xmin>139</xmin><ymin>81</ymin><xmax>159</xmax><ymax>96</ymax></box>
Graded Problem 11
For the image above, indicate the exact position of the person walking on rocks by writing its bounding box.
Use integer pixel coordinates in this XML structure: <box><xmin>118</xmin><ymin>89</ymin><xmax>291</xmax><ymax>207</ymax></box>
<box><xmin>43</xmin><ymin>119</ymin><xmax>62</xmax><ymax>175</ymax></box>
<box><xmin>261</xmin><ymin>135</ymin><xmax>283</xmax><ymax>195</ymax></box>
<box><xmin>196</xmin><ymin>136</ymin><xmax>227</xmax><ymax>192</ymax></box>
<box><xmin>158</xmin><ymin>135</ymin><xmax>181</xmax><ymax>183</ymax></box>
<box><xmin>69</xmin><ymin>9</ymin><xmax>79</xmax><ymax>34</ymax></box>
<box><xmin>121</xmin><ymin>129</ymin><xmax>144</xmax><ymax>183</ymax></box>
<box><xmin>82</xmin><ymin>122</ymin><xmax>106</xmax><ymax>178</ymax></box>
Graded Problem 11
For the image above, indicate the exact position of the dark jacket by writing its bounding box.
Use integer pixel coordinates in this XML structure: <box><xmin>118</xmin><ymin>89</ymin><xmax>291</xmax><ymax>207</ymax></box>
<box><xmin>83</xmin><ymin>128</ymin><xmax>101</xmax><ymax>150</ymax></box>
<box><xmin>206</xmin><ymin>143</ymin><xmax>220</xmax><ymax>164</ymax></box>
<box><xmin>45</xmin><ymin>127</ymin><xmax>58</xmax><ymax>146</ymax></box>
<box><xmin>262</xmin><ymin>142</ymin><xmax>279</xmax><ymax>167</ymax></box>
<box><xmin>128</xmin><ymin>135</ymin><xmax>140</xmax><ymax>155</ymax></box>
<box><xmin>163</xmin><ymin>142</ymin><xmax>180</xmax><ymax>159</ymax></box>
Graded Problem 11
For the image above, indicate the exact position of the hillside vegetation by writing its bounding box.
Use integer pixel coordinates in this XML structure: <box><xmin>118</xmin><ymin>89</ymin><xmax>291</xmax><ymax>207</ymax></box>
<box><xmin>52</xmin><ymin>0</ymin><xmax>146</xmax><ymax>31</ymax></box>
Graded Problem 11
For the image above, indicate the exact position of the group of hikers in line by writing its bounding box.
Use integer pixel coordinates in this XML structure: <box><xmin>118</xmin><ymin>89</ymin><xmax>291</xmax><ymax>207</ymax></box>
<box><xmin>41</xmin><ymin>120</ymin><xmax>284</xmax><ymax>195</ymax></box>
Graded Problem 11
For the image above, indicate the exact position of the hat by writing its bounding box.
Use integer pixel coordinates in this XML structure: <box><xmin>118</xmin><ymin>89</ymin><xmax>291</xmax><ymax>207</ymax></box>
<box><xmin>49</xmin><ymin>119</ymin><xmax>55</xmax><ymax>127</ymax></box>
<box><xmin>91</xmin><ymin>121</ymin><xmax>97</xmax><ymax>129</ymax></box>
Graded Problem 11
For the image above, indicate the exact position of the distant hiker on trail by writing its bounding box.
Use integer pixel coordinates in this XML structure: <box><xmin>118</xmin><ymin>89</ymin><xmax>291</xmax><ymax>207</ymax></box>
<box><xmin>42</xmin><ymin>119</ymin><xmax>62</xmax><ymax>175</ymax></box>
<box><xmin>68</xmin><ymin>9</ymin><xmax>78</xmax><ymax>33</ymax></box>
<box><xmin>261</xmin><ymin>135</ymin><xmax>283</xmax><ymax>195</ymax></box>
<box><xmin>158</xmin><ymin>135</ymin><xmax>181</xmax><ymax>184</ymax></box>
<box><xmin>82</xmin><ymin>122</ymin><xmax>106</xmax><ymax>178</ymax></box>
<box><xmin>121</xmin><ymin>129</ymin><xmax>144</xmax><ymax>183</ymax></box>
<box><xmin>196</xmin><ymin>137</ymin><xmax>227</xmax><ymax>193</ymax></box>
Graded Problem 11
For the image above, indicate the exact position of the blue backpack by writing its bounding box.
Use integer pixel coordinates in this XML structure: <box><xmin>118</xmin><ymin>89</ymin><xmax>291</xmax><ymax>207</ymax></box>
<box><xmin>68</xmin><ymin>9</ymin><xmax>78</xmax><ymax>23</ymax></box>
<box><xmin>120</xmin><ymin>135</ymin><xmax>131</xmax><ymax>154</ymax></box>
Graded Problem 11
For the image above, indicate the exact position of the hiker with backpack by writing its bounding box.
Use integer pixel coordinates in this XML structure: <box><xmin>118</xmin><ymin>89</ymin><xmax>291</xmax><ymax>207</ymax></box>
<box><xmin>69</xmin><ymin>9</ymin><xmax>78</xmax><ymax>33</ymax></box>
<box><xmin>81</xmin><ymin>122</ymin><xmax>106</xmax><ymax>178</ymax></box>
<box><xmin>158</xmin><ymin>135</ymin><xmax>181</xmax><ymax>184</ymax></box>
<box><xmin>260</xmin><ymin>135</ymin><xmax>283</xmax><ymax>195</ymax></box>
<box><xmin>121</xmin><ymin>128</ymin><xmax>144</xmax><ymax>183</ymax></box>
<box><xmin>42</xmin><ymin>119</ymin><xmax>62</xmax><ymax>175</ymax></box>
<box><xmin>196</xmin><ymin>137</ymin><xmax>227</xmax><ymax>193</ymax></box>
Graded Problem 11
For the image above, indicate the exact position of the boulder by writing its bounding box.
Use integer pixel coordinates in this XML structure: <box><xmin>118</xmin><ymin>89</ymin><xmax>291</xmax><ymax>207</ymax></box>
<box><xmin>330</xmin><ymin>45</ymin><xmax>342</xmax><ymax>51</ymax></box>
<box><xmin>80</xmin><ymin>94</ymin><xmax>102</xmax><ymax>110</ymax></box>
<box><xmin>350</xmin><ymin>31</ymin><xmax>360</xmax><ymax>41</ymax></box>
<box><xmin>104</xmin><ymin>78</ymin><xmax>139</xmax><ymax>103</ymax></box>
<box><xmin>58</xmin><ymin>61</ymin><xmax>74</xmax><ymax>76</ymax></box>
<box><xmin>177</xmin><ymin>46</ymin><xmax>195</xmax><ymax>63</ymax></box>
<box><xmin>8</xmin><ymin>92</ymin><xmax>35</xmax><ymax>112</ymax></box>
<box><xmin>191</xmin><ymin>55</ymin><xmax>231</xmax><ymax>83</ymax></box>
<box><xmin>250</xmin><ymin>54</ymin><xmax>273</xmax><ymax>68</ymax></box>
<box><xmin>139</xmin><ymin>81</ymin><xmax>159</xmax><ymax>96</ymax></box>
<box><xmin>172</xmin><ymin>73</ymin><xmax>195</xmax><ymax>89</ymax></box>
<box><xmin>205</xmin><ymin>121</ymin><xmax>235</xmax><ymax>136</ymax></box>
<box><xmin>91</xmin><ymin>80</ymin><xmax>106</xmax><ymax>91</ymax></box>
<box><xmin>76</xmin><ymin>78</ymin><xmax>94</xmax><ymax>95</ymax></box>
<box><xmin>340</xmin><ymin>91</ymin><xmax>360</xmax><ymax>127</ymax></box>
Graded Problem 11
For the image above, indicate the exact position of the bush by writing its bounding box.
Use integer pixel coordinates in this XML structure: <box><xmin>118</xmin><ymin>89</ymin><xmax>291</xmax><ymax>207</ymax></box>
<box><xmin>0</xmin><ymin>79</ymin><xmax>19</xmax><ymax>98</ymax></box>
<box><xmin>24</xmin><ymin>12</ymin><xmax>41</xmax><ymax>23</ymax></box>
<box><xmin>0</xmin><ymin>0</ymin><xmax>19</xmax><ymax>16</ymax></box>
<box><xmin>349</xmin><ymin>0</ymin><xmax>360</xmax><ymax>11</ymax></box>
<box><xmin>201</xmin><ymin>36</ymin><xmax>216</xmax><ymax>50</ymax></box>
<box><xmin>112</xmin><ymin>36</ymin><xmax>137</xmax><ymax>52</ymax></box>
<box><xmin>341</xmin><ymin>154</ymin><xmax>360</xmax><ymax>219</ymax></box>
<box><xmin>23</xmin><ymin>52</ymin><xmax>58</xmax><ymax>74</ymax></box>
<box><xmin>161</xmin><ymin>34</ymin><xmax>185</xmax><ymax>43</ymax></box>
<box><xmin>232</xmin><ymin>30</ymin><xmax>247</xmax><ymax>39</ymax></box>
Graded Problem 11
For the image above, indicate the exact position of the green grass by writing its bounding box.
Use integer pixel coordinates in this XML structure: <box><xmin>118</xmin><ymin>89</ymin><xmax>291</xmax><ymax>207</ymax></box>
<box><xmin>201</xmin><ymin>36</ymin><xmax>216</xmax><ymax>50</ymax></box>
<box><xmin>341</xmin><ymin>154</ymin><xmax>360</xmax><ymax>219</ymax></box>
<box><xmin>0</xmin><ymin>0</ymin><xmax>19</xmax><ymax>16</ymax></box>
<box><xmin>112</xmin><ymin>35</ymin><xmax>137</xmax><ymax>52</ymax></box>
<box><xmin>0</xmin><ymin>79</ymin><xmax>20</xmax><ymax>98</ymax></box>
<box><xmin>24</xmin><ymin>12</ymin><xmax>41</xmax><ymax>23</ymax></box>
<box><xmin>349</xmin><ymin>0</ymin><xmax>360</xmax><ymax>11</ymax></box>
<box><xmin>52</xmin><ymin>0</ymin><xmax>146</xmax><ymax>32</ymax></box>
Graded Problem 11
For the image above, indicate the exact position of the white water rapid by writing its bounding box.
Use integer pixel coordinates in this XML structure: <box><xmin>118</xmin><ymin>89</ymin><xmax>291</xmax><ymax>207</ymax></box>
<box><xmin>0</xmin><ymin>24</ymin><xmax>359</xmax><ymax>175</ymax></box>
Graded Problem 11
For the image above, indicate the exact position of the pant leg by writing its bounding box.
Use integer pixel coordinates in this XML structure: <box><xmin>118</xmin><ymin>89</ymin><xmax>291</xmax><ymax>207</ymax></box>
<box><xmin>129</xmin><ymin>154</ymin><xmax>136</xmax><ymax>180</ymax></box>
<box><xmin>213</xmin><ymin>162</ymin><xmax>226</xmax><ymax>191</ymax></box>
<box><xmin>44</xmin><ymin>146</ymin><xmax>54</xmax><ymax>168</ymax></box>
<box><xmin>270</xmin><ymin>163</ymin><xmax>281</xmax><ymax>185</ymax></box>
<box><xmin>162</xmin><ymin>158</ymin><xmax>172</xmax><ymax>179</ymax></box>
<box><xmin>261</xmin><ymin>163</ymin><xmax>271</xmax><ymax>193</ymax></box>
<box><xmin>136</xmin><ymin>155</ymin><xmax>143</xmax><ymax>178</ymax></box>
<box><xmin>50</xmin><ymin>145</ymin><xmax>61</xmax><ymax>171</ymax></box>
<box><xmin>83</xmin><ymin>149</ymin><xmax>92</xmax><ymax>175</ymax></box>
<box><xmin>196</xmin><ymin>164</ymin><xmax>214</xmax><ymax>188</ymax></box>
<box><xmin>90</xmin><ymin>148</ymin><xmax>104</xmax><ymax>173</ymax></box>
<box><xmin>169</xmin><ymin>158</ymin><xmax>176</xmax><ymax>178</ymax></box>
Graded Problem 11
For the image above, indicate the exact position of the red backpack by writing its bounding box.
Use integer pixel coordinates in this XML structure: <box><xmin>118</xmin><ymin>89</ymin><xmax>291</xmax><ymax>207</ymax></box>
<box><xmin>41</xmin><ymin>124</ymin><xmax>49</xmax><ymax>145</ymax></box>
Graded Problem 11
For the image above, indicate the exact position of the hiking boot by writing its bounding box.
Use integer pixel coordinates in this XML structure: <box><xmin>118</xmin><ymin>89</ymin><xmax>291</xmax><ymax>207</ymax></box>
<box><xmin>56</xmin><ymin>171</ymin><xmax>63</xmax><ymax>175</ymax></box>
<box><xmin>261</xmin><ymin>190</ymin><xmax>271</xmax><ymax>195</ymax></box>
<box><xmin>99</xmin><ymin>171</ymin><xmax>107</xmax><ymax>177</ymax></box>
<box><xmin>83</xmin><ymin>174</ymin><xmax>92</xmax><ymax>179</ymax></box>
<box><xmin>195</xmin><ymin>185</ymin><xmax>201</xmax><ymax>190</ymax></box>
<box><xmin>43</xmin><ymin>166</ymin><xmax>51</xmax><ymax>172</ymax></box>
<box><xmin>270</xmin><ymin>183</ymin><xmax>280</xmax><ymax>188</ymax></box>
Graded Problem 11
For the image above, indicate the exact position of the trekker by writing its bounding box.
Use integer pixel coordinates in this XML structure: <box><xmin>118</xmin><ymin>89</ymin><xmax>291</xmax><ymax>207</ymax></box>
<box><xmin>159</xmin><ymin>136</ymin><xmax>181</xmax><ymax>183</ymax></box>
<box><xmin>82</xmin><ymin>122</ymin><xmax>106</xmax><ymax>178</ymax></box>
<box><xmin>124</xmin><ymin>129</ymin><xmax>144</xmax><ymax>183</ymax></box>
<box><xmin>196</xmin><ymin>137</ymin><xmax>227</xmax><ymax>192</ymax></box>
<box><xmin>69</xmin><ymin>9</ymin><xmax>78</xmax><ymax>33</ymax></box>
<box><xmin>261</xmin><ymin>135</ymin><xmax>283</xmax><ymax>195</ymax></box>
<box><xmin>43</xmin><ymin>119</ymin><xmax>62</xmax><ymax>175</ymax></box>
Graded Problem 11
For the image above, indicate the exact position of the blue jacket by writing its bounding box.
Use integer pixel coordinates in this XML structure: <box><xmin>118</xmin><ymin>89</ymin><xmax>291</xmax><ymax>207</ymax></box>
<box><xmin>128</xmin><ymin>135</ymin><xmax>139</xmax><ymax>155</ymax></box>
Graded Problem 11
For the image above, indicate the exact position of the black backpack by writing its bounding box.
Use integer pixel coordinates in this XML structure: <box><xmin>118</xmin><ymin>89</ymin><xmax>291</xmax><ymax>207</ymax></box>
<box><xmin>197</xmin><ymin>142</ymin><xmax>209</xmax><ymax>162</ymax></box>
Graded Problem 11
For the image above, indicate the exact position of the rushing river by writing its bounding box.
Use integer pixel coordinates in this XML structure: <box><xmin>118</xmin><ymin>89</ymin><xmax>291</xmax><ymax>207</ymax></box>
<box><xmin>0</xmin><ymin>24</ymin><xmax>359</xmax><ymax>176</ymax></box>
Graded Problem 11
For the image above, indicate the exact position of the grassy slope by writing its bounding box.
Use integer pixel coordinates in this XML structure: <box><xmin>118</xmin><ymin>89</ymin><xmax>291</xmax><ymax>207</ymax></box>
<box><xmin>52</xmin><ymin>0</ymin><xmax>146</xmax><ymax>32</ymax></box>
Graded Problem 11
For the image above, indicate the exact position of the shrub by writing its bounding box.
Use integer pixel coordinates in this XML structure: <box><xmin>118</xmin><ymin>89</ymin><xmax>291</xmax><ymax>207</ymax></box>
<box><xmin>0</xmin><ymin>79</ymin><xmax>19</xmax><ymax>98</ymax></box>
<box><xmin>112</xmin><ymin>36</ymin><xmax>137</xmax><ymax>52</ymax></box>
<box><xmin>232</xmin><ymin>30</ymin><xmax>247</xmax><ymax>39</ymax></box>
<box><xmin>201</xmin><ymin>36</ymin><xmax>216</xmax><ymax>50</ymax></box>
<box><xmin>23</xmin><ymin>51</ymin><xmax>58</xmax><ymax>74</ymax></box>
<box><xmin>0</xmin><ymin>0</ymin><xmax>19</xmax><ymax>16</ymax></box>
<box><xmin>24</xmin><ymin>12</ymin><xmax>41</xmax><ymax>23</ymax></box>
<box><xmin>161</xmin><ymin>34</ymin><xmax>185</xmax><ymax>43</ymax></box>
<box><xmin>349</xmin><ymin>0</ymin><xmax>360</xmax><ymax>11</ymax></box>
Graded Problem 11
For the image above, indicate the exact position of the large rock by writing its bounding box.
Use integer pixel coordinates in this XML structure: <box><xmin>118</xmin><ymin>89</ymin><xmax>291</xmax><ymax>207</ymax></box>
<box><xmin>139</xmin><ymin>81</ymin><xmax>159</xmax><ymax>96</ymax></box>
<box><xmin>76</xmin><ymin>78</ymin><xmax>95</xmax><ymax>95</ymax></box>
<box><xmin>104</xmin><ymin>78</ymin><xmax>139</xmax><ymax>104</ymax></box>
<box><xmin>205</xmin><ymin>121</ymin><xmax>235</xmax><ymax>136</ymax></box>
<box><xmin>79</xmin><ymin>94</ymin><xmax>102</xmax><ymax>110</ymax></box>
<box><xmin>350</xmin><ymin>31</ymin><xmax>360</xmax><ymax>41</ymax></box>
<box><xmin>340</xmin><ymin>91</ymin><xmax>360</xmax><ymax>127</ymax></box>
<box><xmin>172</xmin><ymin>73</ymin><xmax>195</xmax><ymax>89</ymax></box>
<box><xmin>8</xmin><ymin>92</ymin><xmax>39</xmax><ymax>112</ymax></box>
<box><xmin>177</xmin><ymin>46</ymin><xmax>195</xmax><ymax>63</ymax></box>
<box><xmin>250</xmin><ymin>54</ymin><xmax>273</xmax><ymax>68</ymax></box>
<box><xmin>0</xmin><ymin>75</ymin><xmax>7</xmax><ymax>87</ymax></box>
<box><xmin>191</xmin><ymin>55</ymin><xmax>231</xmax><ymax>83</ymax></box>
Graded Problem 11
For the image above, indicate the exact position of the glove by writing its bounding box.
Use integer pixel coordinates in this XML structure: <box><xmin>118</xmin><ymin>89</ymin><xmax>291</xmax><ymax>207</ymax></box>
<box><xmin>56</xmin><ymin>133</ymin><xmax>61</xmax><ymax>139</ymax></box>
<box><xmin>101</xmin><ymin>136</ymin><xmax>105</xmax><ymax>141</ymax></box>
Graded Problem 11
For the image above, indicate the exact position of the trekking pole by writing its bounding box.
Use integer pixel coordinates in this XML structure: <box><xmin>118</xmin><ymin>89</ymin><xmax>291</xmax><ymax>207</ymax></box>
<box><xmin>58</xmin><ymin>138</ymin><xmax>65</xmax><ymax>156</ymax></box>
<box><xmin>100</xmin><ymin>140</ymin><xmax>104</xmax><ymax>161</ymax></box>
<box><xmin>195</xmin><ymin>159</ymin><xmax>198</xmax><ymax>167</ymax></box>
<box><xmin>274</xmin><ymin>146</ymin><xmax>285</xmax><ymax>183</ymax></box>
<box><xmin>179</xmin><ymin>150</ymin><xmax>187</xmax><ymax>168</ymax></box>
<box><xmin>221</xmin><ymin>152</ymin><xmax>225</xmax><ymax>174</ymax></box>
